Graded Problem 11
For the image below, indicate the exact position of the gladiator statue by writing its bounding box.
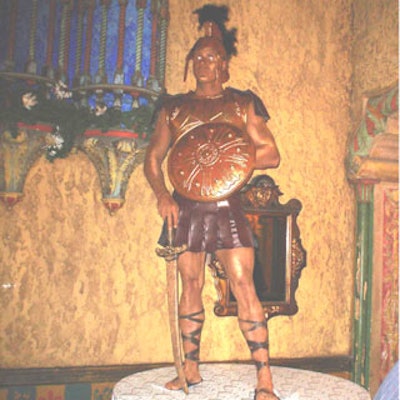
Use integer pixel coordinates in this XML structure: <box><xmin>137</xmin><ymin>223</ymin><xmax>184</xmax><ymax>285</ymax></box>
<box><xmin>144</xmin><ymin>4</ymin><xmax>281</xmax><ymax>400</ymax></box>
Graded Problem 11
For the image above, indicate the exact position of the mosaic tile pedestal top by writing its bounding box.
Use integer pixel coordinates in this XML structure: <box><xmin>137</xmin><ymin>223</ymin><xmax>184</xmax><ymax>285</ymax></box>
<box><xmin>112</xmin><ymin>363</ymin><xmax>371</xmax><ymax>400</ymax></box>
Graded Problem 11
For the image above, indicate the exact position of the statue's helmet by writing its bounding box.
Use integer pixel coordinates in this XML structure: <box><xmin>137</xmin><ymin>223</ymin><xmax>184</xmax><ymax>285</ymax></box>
<box><xmin>184</xmin><ymin>5</ymin><xmax>237</xmax><ymax>83</ymax></box>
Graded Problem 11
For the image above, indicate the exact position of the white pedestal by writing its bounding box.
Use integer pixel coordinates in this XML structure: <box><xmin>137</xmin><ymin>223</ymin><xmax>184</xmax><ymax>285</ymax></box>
<box><xmin>112</xmin><ymin>363</ymin><xmax>371</xmax><ymax>400</ymax></box>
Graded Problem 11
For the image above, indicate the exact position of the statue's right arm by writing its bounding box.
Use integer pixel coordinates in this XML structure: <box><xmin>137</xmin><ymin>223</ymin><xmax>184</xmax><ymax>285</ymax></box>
<box><xmin>144</xmin><ymin>108</ymin><xmax>179</xmax><ymax>229</ymax></box>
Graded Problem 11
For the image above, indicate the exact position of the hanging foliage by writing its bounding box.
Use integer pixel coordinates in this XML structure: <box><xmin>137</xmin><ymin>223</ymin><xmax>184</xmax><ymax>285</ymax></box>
<box><xmin>0</xmin><ymin>79</ymin><xmax>155</xmax><ymax>161</ymax></box>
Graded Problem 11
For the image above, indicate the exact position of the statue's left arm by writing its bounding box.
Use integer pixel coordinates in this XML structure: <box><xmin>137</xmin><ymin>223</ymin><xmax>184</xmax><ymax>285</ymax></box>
<box><xmin>246</xmin><ymin>99</ymin><xmax>280</xmax><ymax>170</ymax></box>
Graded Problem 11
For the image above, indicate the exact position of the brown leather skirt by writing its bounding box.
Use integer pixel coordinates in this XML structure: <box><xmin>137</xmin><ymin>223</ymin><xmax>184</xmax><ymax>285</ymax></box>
<box><xmin>158</xmin><ymin>192</ymin><xmax>254</xmax><ymax>253</ymax></box>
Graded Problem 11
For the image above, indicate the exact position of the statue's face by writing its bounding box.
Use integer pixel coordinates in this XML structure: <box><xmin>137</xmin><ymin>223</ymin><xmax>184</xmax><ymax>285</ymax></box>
<box><xmin>192</xmin><ymin>45</ymin><xmax>226</xmax><ymax>85</ymax></box>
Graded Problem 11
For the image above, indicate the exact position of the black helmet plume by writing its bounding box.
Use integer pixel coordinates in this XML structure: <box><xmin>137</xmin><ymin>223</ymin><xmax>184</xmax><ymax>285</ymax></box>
<box><xmin>193</xmin><ymin>4</ymin><xmax>238</xmax><ymax>59</ymax></box>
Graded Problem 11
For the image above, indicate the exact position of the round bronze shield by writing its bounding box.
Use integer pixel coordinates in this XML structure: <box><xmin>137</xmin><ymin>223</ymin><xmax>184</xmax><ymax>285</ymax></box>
<box><xmin>168</xmin><ymin>123</ymin><xmax>255</xmax><ymax>202</ymax></box>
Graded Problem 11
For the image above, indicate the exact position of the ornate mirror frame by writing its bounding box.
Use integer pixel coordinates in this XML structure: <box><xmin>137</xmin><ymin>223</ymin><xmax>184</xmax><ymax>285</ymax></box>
<box><xmin>209</xmin><ymin>174</ymin><xmax>307</xmax><ymax>320</ymax></box>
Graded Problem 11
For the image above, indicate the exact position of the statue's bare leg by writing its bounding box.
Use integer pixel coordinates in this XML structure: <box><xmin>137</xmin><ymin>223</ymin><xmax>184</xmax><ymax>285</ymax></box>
<box><xmin>165</xmin><ymin>251</ymin><xmax>205</xmax><ymax>390</ymax></box>
<box><xmin>215</xmin><ymin>248</ymin><xmax>279</xmax><ymax>400</ymax></box>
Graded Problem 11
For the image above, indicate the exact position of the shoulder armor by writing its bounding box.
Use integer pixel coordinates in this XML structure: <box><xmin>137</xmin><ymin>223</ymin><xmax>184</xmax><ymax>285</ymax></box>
<box><xmin>227</xmin><ymin>87</ymin><xmax>270</xmax><ymax>121</ymax></box>
<box><xmin>151</xmin><ymin>93</ymin><xmax>187</xmax><ymax>123</ymax></box>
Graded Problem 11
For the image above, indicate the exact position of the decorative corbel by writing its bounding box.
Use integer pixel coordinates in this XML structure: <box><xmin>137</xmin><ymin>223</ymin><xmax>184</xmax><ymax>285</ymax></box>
<box><xmin>0</xmin><ymin>123</ymin><xmax>52</xmax><ymax>209</ymax></box>
<box><xmin>79</xmin><ymin>129</ymin><xmax>147</xmax><ymax>215</ymax></box>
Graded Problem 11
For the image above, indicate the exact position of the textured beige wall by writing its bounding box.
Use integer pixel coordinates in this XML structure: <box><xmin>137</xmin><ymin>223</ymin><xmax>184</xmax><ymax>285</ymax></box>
<box><xmin>0</xmin><ymin>0</ymin><xmax>396</xmax><ymax>369</ymax></box>
<box><xmin>351</xmin><ymin>0</ymin><xmax>398</xmax><ymax>123</ymax></box>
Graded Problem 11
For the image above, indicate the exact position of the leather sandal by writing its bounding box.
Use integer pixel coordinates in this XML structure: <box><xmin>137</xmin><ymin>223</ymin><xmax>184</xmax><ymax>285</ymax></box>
<box><xmin>254</xmin><ymin>388</ymin><xmax>281</xmax><ymax>400</ymax></box>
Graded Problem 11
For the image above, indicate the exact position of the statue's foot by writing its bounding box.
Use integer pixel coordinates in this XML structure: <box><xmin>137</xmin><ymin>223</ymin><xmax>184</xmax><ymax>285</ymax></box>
<box><xmin>165</xmin><ymin>376</ymin><xmax>203</xmax><ymax>391</ymax></box>
<box><xmin>254</xmin><ymin>388</ymin><xmax>280</xmax><ymax>400</ymax></box>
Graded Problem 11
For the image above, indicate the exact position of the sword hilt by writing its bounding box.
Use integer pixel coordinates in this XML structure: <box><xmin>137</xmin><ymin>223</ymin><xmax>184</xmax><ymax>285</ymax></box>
<box><xmin>155</xmin><ymin>226</ymin><xmax>187</xmax><ymax>262</ymax></box>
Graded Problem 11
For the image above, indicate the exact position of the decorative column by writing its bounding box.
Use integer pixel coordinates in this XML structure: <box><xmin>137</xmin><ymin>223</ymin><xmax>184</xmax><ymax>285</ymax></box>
<box><xmin>72</xmin><ymin>0</ymin><xmax>86</xmax><ymax>88</ymax></box>
<box><xmin>131</xmin><ymin>0</ymin><xmax>147</xmax><ymax>90</ymax></box>
<box><xmin>25</xmin><ymin>0</ymin><xmax>38</xmax><ymax>74</ymax></box>
<box><xmin>81</xmin><ymin>0</ymin><xmax>95</xmax><ymax>87</ymax></box>
<box><xmin>57</xmin><ymin>0</ymin><xmax>73</xmax><ymax>82</ymax></box>
<box><xmin>346</xmin><ymin>83</ymin><xmax>398</xmax><ymax>391</ymax></box>
<box><xmin>147</xmin><ymin>0</ymin><xmax>161</xmax><ymax>92</ymax></box>
<box><xmin>77</xmin><ymin>0</ymin><xmax>95</xmax><ymax>107</ymax></box>
<box><xmin>4</xmin><ymin>0</ymin><xmax>18</xmax><ymax>71</ymax></box>
<box><xmin>113</xmin><ymin>0</ymin><xmax>128</xmax><ymax>109</ymax></box>
<box><xmin>351</xmin><ymin>181</ymin><xmax>375</xmax><ymax>387</ymax></box>
<box><xmin>94</xmin><ymin>0</ymin><xmax>111</xmax><ymax>99</ymax></box>
<box><xmin>157</xmin><ymin>0</ymin><xmax>169</xmax><ymax>86</ymax></box>
<box><xmin>43</xmin><ymin>0</ymin><xmax>56</xmax><ymax>80</ymax></box>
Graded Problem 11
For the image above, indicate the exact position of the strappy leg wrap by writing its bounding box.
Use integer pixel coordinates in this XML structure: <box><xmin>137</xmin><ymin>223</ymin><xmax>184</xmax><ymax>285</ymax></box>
<box><xmin>179</xmin><ymin>309</ymin><xmax>205</xmax><ymax>363</ymax></box>
<box><xmin>239</xmin><ymin>318</ymin><xmax>269</xmax><ymax>372</ymax></box>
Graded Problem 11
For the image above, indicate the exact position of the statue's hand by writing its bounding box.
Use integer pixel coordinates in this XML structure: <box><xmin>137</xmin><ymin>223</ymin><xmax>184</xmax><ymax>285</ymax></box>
<box><xmin>157</xmin><ymin>192</ymin><xmax>179</xmax><ymax>229</ymax></box>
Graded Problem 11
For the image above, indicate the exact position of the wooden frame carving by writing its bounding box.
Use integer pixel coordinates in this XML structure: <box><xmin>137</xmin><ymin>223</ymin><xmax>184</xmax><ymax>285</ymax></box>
<box><xmin>209</xmin><ymin>174</ymin><xmax>306</xmax><ymax>319</ymax></box>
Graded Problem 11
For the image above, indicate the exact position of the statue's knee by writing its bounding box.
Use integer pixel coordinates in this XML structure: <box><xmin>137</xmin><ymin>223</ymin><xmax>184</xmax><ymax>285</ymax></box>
<box><xmin>182</xmin><ymin>276</ymin><xmax>204</xmax><ymax>293</ymax></box>
<box><xmin>230</xmin><ymin>274</ymin><xmax>253</xmax><ymax>292</ymax></box>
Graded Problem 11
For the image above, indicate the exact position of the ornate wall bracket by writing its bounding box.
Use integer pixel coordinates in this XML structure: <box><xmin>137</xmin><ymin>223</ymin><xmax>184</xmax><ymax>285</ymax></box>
<box><xmin>79</xmin><ymin>130</ymin><xmax>147</xmax><ymax>215</ymax></box>
<box><xmin>0</xmin><ymin>123</ymin><xmax>53</xmax><ymax>209</ymax></box>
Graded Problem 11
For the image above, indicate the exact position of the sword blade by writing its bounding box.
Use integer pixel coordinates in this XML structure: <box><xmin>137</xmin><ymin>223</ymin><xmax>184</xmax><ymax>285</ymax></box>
<box><xmin>166</xmin><ymin>258</ymin><xmax>189</xmax><ymax>394</ymax></box>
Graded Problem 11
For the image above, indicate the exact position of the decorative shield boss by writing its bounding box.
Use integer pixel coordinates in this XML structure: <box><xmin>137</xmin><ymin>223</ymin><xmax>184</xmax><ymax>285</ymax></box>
<box><xmin>168</xmin><ymin>123</ymin><xmax>255</xmax><ymax>202</ymax></box>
